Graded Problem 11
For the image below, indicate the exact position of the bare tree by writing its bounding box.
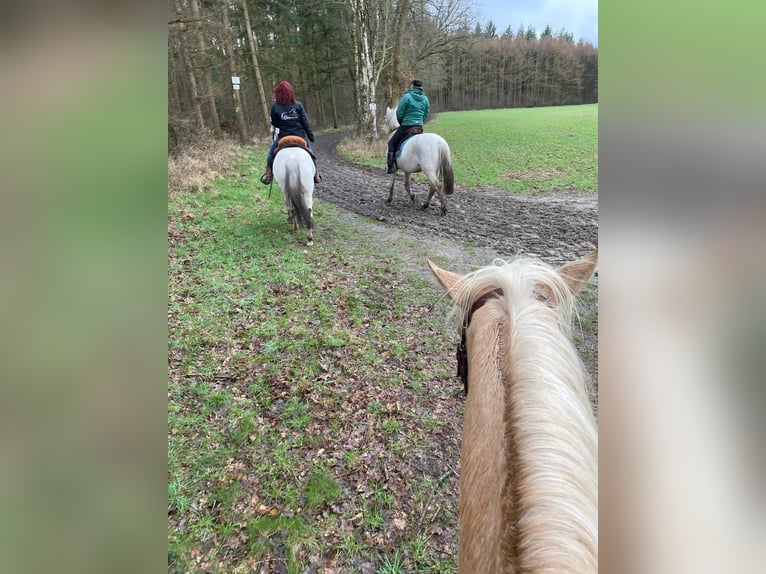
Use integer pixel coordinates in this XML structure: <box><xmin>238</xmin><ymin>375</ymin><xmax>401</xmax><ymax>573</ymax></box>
<box><xmin>346</xmin><ymin>0</ymin><xmax>395</xmax><ymax>138</ymax></box>
<box><xmin>220</xmin><ymin>2</ymin><xmax>248</xmax><ymax>144</ymax></box>
<box><xmin>240</xmin><ymin>0</ymin><xmax>270</xmax><ymax>136</ymax></box>
<box><xmin>189</xmin><ymin>0</ymin><xmax>222</xmax><ymax>137</ymax></box>
<box><xmin>170</xmin><ymin>0</ymin><xmax>205</xmax><ymax>130</ymax></box>
<box><xmin>387</xmin><ymin>0</ymin><xmax>410</xmax><ymax>107</ymax></box>
<box><xmin>409</xmin><ymin>0</ymin><xmax>473</xmax><ymax>63</ymax></box>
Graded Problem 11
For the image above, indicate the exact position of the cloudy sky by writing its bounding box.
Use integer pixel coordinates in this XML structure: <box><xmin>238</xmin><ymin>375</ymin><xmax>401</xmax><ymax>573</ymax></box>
<box><xmin>474</xmin><ymin>0</ymin><xmax>598</xmax><ymax>46</ymax></box>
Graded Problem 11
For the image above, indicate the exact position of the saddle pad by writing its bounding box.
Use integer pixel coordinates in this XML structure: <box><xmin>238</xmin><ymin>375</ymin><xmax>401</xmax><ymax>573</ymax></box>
<box><xmin>395</xmin><ymin>135</ymin><xmax>417</xmax><ymax>158</ymax></box>
<box><xmin>395</xmin><ymin>127</ymin><xmax>424</xmax><ymax>157</ymax></box>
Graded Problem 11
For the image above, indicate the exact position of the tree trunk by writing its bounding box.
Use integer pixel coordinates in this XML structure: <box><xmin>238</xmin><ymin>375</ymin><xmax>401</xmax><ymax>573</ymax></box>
<box><xmin>387</xmin><ymin>0</ymin><xmax>410</xmax><ymax>107</ymax></box>
<box><xmin>330</xmin><ymin>77</ymin><xmax>338</xmax><ymax>129</ymax></box>
<box><xmin>221</xmin><ymin>2</ymin><xmax>248</xmax><ymax>144</ymax></box>
<box><xmin>189</xmin><ymin>0</ymin><xmax>222</xmax><ymax>137</ymax></box>
<box><xmin>240</xmin><ymin>0</ymin><xmax>271</xmax><ymax>136</ymax></box>
<box><xmin>349</xmin><ymin>0</ymin><xmax>374</xmax><ymax>138</ymax></box>
<box><xmin>173</xmin><ymin>0</ymin><xmax>205</xmax><ymax>129</ymax></box>
<box><xmin>168</xmin><ymin>54</ymin><xmax>181</xmax><ymax>119</ymax></box>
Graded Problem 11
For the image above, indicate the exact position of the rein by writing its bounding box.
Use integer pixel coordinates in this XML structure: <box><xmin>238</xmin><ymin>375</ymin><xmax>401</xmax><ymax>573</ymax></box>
<box><xmin>457</xmin><ymin>288</ymin><xmax>503</xmax><ymax>396</ymax></box>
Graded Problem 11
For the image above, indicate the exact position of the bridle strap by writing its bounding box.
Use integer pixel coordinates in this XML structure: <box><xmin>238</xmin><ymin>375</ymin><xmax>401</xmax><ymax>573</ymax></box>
<box><xmin>457</xmin><ymin>288</ymin><xmax>503</xmax><ymax>396</ymax></box>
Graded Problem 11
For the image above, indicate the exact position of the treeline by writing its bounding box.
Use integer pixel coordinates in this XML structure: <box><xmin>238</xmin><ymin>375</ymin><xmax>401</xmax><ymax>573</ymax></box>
<box><xmin>434</xmin><ymin>34</ymin><xmax>598</xmax><ymax>111</ymax></box>
<box><xmin>167</xmin><ymin>0</ymin><xmax>597</xmax><ymax>149</ymax></box>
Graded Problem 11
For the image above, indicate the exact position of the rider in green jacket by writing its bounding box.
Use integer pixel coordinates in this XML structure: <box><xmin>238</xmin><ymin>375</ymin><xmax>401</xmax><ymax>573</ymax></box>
<box><xmin>387</xmin><ymin>79</ymin><xmax>430</xmax><ymax>173</ymax></box>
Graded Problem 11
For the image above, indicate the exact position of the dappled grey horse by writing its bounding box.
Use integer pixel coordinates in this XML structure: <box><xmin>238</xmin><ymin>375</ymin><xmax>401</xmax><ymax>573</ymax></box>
<box><xmin>385</xmin><ymin>106</ymin><xmax>455</xmax><ymax>215</ymax></box>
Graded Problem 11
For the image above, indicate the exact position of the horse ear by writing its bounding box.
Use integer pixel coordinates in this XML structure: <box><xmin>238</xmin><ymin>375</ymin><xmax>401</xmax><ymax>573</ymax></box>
<box><xmin>555</xmin><ymin>249</ymin><xmax>598</xmax><ymax>294</ymax></box>
<box><xmin>427</xmin><ymin>259</ymin><xmax>463</xmax><ymax>301</ymax></box>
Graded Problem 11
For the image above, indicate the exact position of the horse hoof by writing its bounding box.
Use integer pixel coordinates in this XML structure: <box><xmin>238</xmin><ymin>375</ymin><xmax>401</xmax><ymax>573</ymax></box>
<box><xmin>306</xmin><ymin>239</ymin><xmax>313</xmax><ymax>247</ymax></box>
<box><xmin>420</xmin><ymin>203</ymin><xmax>429</xmax><ymax>211</ymax></box>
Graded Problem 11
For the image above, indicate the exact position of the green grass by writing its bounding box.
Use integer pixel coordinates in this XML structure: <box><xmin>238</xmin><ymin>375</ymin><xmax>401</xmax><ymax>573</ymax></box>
<box><xmin>169</xmin><ymin>120</ymin><xmax>599</xmax><ymax>571</ymax></box>
<box><xmin>377</xmin><ymin>550</ymin><xmax>405</xmax><ymax>574</ymax></box>
<box><xmin>340</xmin><ymin>103</ymin><xmax>598</xmax><ymax>194</ymax></box>
<box><xmin>168</xmin><ymin>147</ymin><xmax>467</xmax><ymax>572</ymax></box>
<box><xmin>434</xmin><ymin>104</ymin><xmax>598</xmax><ymax>193</ymax></box>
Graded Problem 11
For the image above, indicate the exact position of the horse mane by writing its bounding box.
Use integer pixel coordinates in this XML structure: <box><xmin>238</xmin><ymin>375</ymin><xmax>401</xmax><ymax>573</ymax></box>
<box><xmin>445</xmin><ymin>256</ymin><xmax>598</xmax><ymax>573</ymax></box>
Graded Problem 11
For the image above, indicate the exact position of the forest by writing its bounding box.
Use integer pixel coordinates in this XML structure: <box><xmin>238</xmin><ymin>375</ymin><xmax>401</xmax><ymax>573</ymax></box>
<box><xmin>168</xmin><ymin>0</ymin><xmax>598</xmax><ymax>149</ymax></box>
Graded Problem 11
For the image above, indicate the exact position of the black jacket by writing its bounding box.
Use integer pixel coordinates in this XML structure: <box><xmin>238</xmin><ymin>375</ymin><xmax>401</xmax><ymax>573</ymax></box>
<box><xmin>270</xmin><ymin>101</ymin><xmax>315</xmax><ymax>142</ymax></box>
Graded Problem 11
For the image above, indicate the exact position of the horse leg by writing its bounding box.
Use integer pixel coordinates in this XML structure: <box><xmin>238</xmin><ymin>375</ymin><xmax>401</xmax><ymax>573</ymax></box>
<box><xmin>422</xmin><ymin>171</ymin><xmax>446</xmax><ymax>215</ymax></box>
<box><xmin>437</xmin><ymin>184</ymin><xmax>448</xmax><ymax>216</ymax></box>
<box><xmin>305</xmin><ymin>186</ymin><xmax>314</xmax><ymax>246</ymax></box>
<box><xmin>306</xmin><ymin>208</ymin><xmax>314</xmax><ymax>246</ymax></box>
<box><xmin>283</xmin><ymin>191</ymin><xmax>294</xmax><ymax>225</ymax></box>
<box><xmin>421</xmin><ymin>185</ymin><xmax>435</xmax><ymax>211</ymax></box>
<box><xmin>404</xmin><ymin>173</ymin><xmax>415</xmax><ymax>204</ymax></box>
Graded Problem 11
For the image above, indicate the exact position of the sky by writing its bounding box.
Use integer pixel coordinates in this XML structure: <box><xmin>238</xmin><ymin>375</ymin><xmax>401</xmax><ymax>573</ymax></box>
<box><xmin>475</xmin><ymin>0</ymin><xmax>598</xmax><ymax>46</ymax></box>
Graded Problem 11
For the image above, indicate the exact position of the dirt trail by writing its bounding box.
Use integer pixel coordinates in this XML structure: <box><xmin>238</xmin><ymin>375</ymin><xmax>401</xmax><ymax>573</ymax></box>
<box><xmin>312</xmin><ymin>131</ymin><xmax>598</xmax><ymax>266</ymax></box>
<box><xmin>310</xmin><ymin>131</ymin><xmax>599</xmax><ymax>386</ymax></box>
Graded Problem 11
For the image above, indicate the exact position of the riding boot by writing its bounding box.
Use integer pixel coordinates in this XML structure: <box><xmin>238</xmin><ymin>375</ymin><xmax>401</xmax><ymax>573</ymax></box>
<box><xmin>311</xmin><ymin>158</ymin><xmax>321</xmax><ymax>184</ymax></box>
<box><xmin>260</xmin><ymin>166</ymin><xmax>273</xmax><ymax>185</ymax></box>
<box><xmin>386</xmin><ymin>152</ymin><xmax>396</xmax><ymax>174</ymax></box>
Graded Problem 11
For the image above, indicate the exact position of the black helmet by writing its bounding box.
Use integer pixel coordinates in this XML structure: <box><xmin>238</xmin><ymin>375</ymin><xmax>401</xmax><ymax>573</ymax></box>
<box><xmin>411</xmin><ymin>79</ymin><xmax>423</xmax><ymax>87</ymax></box>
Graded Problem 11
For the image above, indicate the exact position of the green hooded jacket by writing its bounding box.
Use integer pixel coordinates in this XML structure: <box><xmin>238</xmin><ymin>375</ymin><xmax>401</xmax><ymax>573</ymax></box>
<box><xmin>396</xmin><ymin>87</ymin><xmax>430</xmax><ymax>126</ymax></box>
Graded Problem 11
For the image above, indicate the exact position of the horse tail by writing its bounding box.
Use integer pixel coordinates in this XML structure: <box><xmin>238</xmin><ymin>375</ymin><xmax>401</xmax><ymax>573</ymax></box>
<box><xmin>440</xmin><ymin>141</ymin><xmax>455</xmax><ymax>196</ymax></box>
<box><xmin>285</xmin><ymin>165</ymin><xmax>313</xmax><ymax>230</ymax></box>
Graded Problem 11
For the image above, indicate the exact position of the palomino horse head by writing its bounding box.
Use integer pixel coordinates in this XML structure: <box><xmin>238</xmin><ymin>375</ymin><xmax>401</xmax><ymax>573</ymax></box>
<box><xmin>428</xmin><ymin>250</ymin><xmax>598</xmax><ymax>574</ymax></box>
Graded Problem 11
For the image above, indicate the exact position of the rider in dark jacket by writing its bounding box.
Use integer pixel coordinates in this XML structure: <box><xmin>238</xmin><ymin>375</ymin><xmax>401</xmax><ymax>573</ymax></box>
<box><xmin>261</xmin><ymin>80</ymin><xmax>320</xmax><ymax>184</ymax></box>
<box><xmin>387</xmin><ymin>79</ymin><xmax>430</xmax><ymax>173</ymax></box>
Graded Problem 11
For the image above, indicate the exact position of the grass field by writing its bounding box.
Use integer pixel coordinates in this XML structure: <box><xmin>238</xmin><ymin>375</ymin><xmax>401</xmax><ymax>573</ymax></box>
<box><xmin>168</xmin><ymin>154</ymin><xmax>469</xmax><ymax>572</ymax></box>
<box><xmin>168</xmin><ymin>106</ymin><xmax>599</xmax><ymax>572</ymax></box>
<box><xmin>339</xmin><ymin>103</ymin><xmax>598</xmax><ymax>193</ymax></box>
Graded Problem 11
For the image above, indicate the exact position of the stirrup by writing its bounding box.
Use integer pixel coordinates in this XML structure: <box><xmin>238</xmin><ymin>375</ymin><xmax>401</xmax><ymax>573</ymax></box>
<box><xmin>260</xmin><ymin>173</ymin><xmax>272</xmax><ymax>185</ymax></box>
<box><xmin>387</xmin><ymin>165</ymin><xmax>396</xmax><ymax>174</ymax></box>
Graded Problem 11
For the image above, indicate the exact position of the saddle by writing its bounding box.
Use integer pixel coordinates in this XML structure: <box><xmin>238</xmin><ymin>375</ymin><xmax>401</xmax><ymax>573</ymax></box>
<box><xmin>275</xmin><ymin>135</ymin><xmax>316</xmax><ymax>159</ymax></box>
<box><xmin>404</xmin><ymin>126</ymin><xmax>424</xmax><ymax>137</ymax></box>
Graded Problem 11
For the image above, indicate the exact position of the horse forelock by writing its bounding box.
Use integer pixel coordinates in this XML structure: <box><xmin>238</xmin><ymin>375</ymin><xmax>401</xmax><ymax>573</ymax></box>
<box><xmin>449</xmin><ymin>257</ymin><xmax>577</xmax><ymax>337</ymax></box>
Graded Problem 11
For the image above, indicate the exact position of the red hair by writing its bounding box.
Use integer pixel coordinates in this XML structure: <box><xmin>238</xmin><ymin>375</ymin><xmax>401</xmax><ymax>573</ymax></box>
<box><xmin>274</xmin><ymin>81</ymin><xmax>295</xmax><ymax>105</ymax></box>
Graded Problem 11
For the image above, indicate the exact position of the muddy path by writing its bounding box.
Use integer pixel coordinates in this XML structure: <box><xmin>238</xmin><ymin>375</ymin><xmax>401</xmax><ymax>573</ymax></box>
<box><xmin>311</xmin><ymin>131</ymin><xmax>598</xmax><ymax>266</ymax></box>
<box><xmin>310</xmin><ymin>130</ymin><xmax>599</xmax><ymax>391</ymax></box>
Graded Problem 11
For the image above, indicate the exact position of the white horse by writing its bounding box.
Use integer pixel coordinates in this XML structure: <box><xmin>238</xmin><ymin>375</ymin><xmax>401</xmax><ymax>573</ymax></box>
<box><xmin>429</xmin><ymin>250</ymin><xmax>598</xmax><ymax>573</ymax></box>
<box><xmin>385</xmin><ymin>106</ymin><xmax>455</xmax><ymax>215</ymax></box>
<box><xmin>273</xmin><ymin>143</ymin><xmax>315</xmax><ymax>246</ymax></box>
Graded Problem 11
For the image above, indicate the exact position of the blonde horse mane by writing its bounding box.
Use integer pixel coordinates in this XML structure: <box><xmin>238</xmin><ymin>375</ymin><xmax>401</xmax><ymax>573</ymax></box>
<box><xmin>429</xmin><ymin>252</ymin><xmax>598</xmax><ymax>574</ymax></box>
